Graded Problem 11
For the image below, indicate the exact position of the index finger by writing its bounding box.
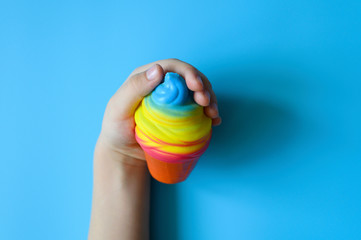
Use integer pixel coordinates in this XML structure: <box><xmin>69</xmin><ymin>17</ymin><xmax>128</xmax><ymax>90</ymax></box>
<box><xmin>129</xmin><ymin>58</ymin><xmax>204</xmax><ymax>92</ymax></box>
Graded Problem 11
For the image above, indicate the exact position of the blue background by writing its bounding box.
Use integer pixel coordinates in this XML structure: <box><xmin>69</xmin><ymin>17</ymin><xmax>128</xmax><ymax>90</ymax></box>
<box><xmin>1</xmin><ymin>0</ymin><xmax>360</xmax><ymax>239</ymax></box>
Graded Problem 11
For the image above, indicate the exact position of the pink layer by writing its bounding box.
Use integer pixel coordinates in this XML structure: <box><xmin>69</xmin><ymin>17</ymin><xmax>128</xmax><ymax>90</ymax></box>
<box><xmin>135</xmin><ymin>129</ymin><xmax>212</xmax><ymax>163</ymax></box>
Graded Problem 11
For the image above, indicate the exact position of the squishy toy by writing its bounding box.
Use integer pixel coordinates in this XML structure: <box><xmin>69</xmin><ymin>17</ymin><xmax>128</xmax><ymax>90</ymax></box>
<box><xmin>135</xmin><ymin>72</ymin><xmax>212</xmax><ymax>184</ymax></box>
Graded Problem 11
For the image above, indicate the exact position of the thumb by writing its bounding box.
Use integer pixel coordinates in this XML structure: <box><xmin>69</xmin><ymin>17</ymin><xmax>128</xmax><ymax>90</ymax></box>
<box><xmin>110</xmin><ymin>64</ymin><xmax>164</xmax><ymax>118</ymax></box>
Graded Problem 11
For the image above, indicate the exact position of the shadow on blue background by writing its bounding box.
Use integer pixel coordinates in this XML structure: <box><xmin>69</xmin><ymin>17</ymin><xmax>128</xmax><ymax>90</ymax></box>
<box><xmin>210</xmin><ymin>95</ymin><xmax>296</xmax><ymax>165</ymax></box>
<box><xmin>209</xmin><ymin>70</ymin><xmax>299</xmax><ymax>166</ymax></box>
<box><xmin>150</xmin><ymin>180</ymin><xmax>179</xmax><ymax>240</ymax></box>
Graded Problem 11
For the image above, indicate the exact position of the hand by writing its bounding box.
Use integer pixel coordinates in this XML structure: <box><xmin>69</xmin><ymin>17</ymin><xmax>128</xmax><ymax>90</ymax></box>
<box><xmin>89</xmin><ymin>59</ymin><xmax>221</xmax><ymax>239</ymax></box>
<box><xmin>97</xmin><ymin>58</ymin><xmax>222</xmax><ymax>162</ymax></box>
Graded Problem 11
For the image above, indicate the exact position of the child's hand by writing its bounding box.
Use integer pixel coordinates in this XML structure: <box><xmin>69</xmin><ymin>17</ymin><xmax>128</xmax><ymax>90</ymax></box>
<box><xmin>97</xmin><ymin>59</ymin><xmax>221</xmax><ymax>161</ymax></box>
<box><xmin>89</xmin><ymin>59</ymin><xmax>221</xmax><ymax>239</ymax></box>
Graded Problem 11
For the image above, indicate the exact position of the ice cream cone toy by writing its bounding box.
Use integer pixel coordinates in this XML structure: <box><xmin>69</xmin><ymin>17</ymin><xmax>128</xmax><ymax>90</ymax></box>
<box><xmin>134</xmin><ymin>72</ymin><xmax>212</xmax><ymax>184</ymax></box>
<box><xmin>144</xmin><ymin>153</ymin><xmax>198</xmax><ymax>184</ymax></box>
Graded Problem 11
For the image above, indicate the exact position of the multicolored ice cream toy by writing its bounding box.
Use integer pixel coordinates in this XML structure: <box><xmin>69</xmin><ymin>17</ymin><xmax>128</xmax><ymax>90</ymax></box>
<box><xmin>134</xmin><ymin>72</ymin><xmax>212</xmax><ymax>184</ymax></box>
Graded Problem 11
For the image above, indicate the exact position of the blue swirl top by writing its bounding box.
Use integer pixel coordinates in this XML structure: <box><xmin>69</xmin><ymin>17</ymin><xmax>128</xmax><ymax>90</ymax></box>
<box><xmin>151</xmin><ymin>72</ymin><xmax>192</xmax><ymax>106</ymax></box>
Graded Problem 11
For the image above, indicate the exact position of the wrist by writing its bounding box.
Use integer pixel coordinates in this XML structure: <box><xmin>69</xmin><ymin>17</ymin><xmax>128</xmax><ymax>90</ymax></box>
<box><xmin>92</xmin><ymin>136</ymin><xmax>150</xmax><ymax>197</ymax></box>
<box><xmin>89</xmin><ymin>137</ymin><xmax>150</xmax><ymax>240</ymax></box>
<box><xmin>94</xmin><ymin>136</ymin><xmax>147</xmax><ymax>169</ymax></box>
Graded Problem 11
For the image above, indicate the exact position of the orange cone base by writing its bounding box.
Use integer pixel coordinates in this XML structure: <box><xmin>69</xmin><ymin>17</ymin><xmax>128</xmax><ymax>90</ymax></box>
<box><xmin>145</xmin><ymin>153</ymin><xmax>198</xmax><ymax>184</ymax></box>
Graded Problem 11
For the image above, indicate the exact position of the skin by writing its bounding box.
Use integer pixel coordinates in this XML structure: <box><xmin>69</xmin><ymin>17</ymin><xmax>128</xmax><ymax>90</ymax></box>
<box><xmin>88</xmin><ymin>59</ymin><xmax>221</xmax><ymax>240</ymax></box>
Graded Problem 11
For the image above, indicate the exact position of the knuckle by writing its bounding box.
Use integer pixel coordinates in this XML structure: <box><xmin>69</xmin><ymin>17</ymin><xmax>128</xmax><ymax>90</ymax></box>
<box><xmin>187</xmin><ymin>65</ymin><xmax>198</xmax><ymax>73</ymax></box>
<box><xmin>168</xmin><ymin>58</ymin><xmax>181</xmax><ymax>62</ymax></box>
<box><xmin>129</xmin><ymin>75</ymin><xmax>141</xmax><ymax>91</ymax></box>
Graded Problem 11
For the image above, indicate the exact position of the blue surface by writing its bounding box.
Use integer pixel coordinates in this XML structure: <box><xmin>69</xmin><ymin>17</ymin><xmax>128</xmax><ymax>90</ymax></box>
<box><xmin>1</xmin><ymin>1</ymin><xmax>360</xmax><ymax>239</ymax></box>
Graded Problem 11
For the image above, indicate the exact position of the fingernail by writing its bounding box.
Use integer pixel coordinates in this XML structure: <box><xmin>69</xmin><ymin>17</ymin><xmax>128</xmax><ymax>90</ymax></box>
<box><xmin>146</xmin><ymin>65</ymin><xmax>158</xmax><ymax>81</ymax></box>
